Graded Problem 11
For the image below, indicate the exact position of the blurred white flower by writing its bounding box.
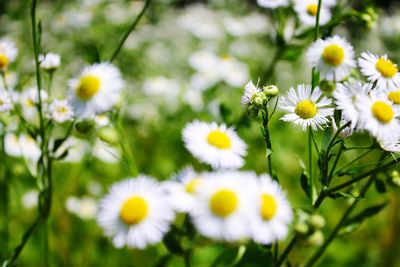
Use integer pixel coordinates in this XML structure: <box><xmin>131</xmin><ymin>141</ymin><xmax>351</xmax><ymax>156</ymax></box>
<box><xmin>66</xmin><ymin>196</ymin><xmax>98</xmax><ymax>220</ymax></box>
<box><xmin>0</xmin><ymin>40</ymin><xmax>18</xmax><ymax>70</ymax></box>
<box><xmin>39</xmin><ymin>52</ymin><xmax>61</xmax><ymax>71</ymax></box>
<box><xmin>0</xmin><ymin>90</ymin><xmax>13</xmax><ymax>112</ymax></box>
<box><xmin>53</xmin><ymin>137</ymin><xmax>88</xmax><ymax>163</ymax></box>
<box><xmin>92</xmin><ymin>139</ymin><xmax>120</xmax><ymax>163</ymax></box>
<box><xmin>94</xmin><ymin>114</ymin><xmax>110</xmax><ymax>127</ymax></box>
<box><xmin>177</xmin><ymin>4</ymin><xmax>224</xmax><ymax>39</ymax></box>
<box><xmin>22</xmin><ymin>190</ymin><xmax>39</xmax><ymax>209</ymax></box>
<box><xmin>68</xmin><ymin>62</ymin><xmax>124</xmax><ymax>118</ymax></box>
<box><xmin>48</xmin><ymin>99</ymin><xmax>74</xmax><ymax>123</ymax></box>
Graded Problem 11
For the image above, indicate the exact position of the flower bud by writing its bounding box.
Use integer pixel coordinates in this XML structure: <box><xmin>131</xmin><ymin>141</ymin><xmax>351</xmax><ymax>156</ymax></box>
<box><xmin>389</xmin><ymin>170</ymin><xmax>400</xmax><ymax>187</ymax></box>
<box><xmin>75</xmin><ymin>119</ymin><xmax>95</xmax><ymax>134</ymax></box>
<box><xmin>309</xmin><ymin>214</ymin><xmax>326</xmax><ymax>230</ymax></box>
<box><xmin>319</xmin><ymin>80</ymin><xmax>336</xmax><ymax>94</ymax></box>
<box><xmin>263</xmin><ymin>85</ymin><xmax>279</xmax><ymax>97</ymax></box>
<box><xmin>294</xmin><ymin>223</ymin><xmax>309</xmax><ymax>235</ymax></box>
<box><xmin>253</xmin><ymin>91</ymin><xmax>267</xmax><ymax>107</ymax></box>
<box><xmin>307</xmin><ymin>231</ymin><xmax>324</xmax><ymax>246</ymax></box>
<box><xmin>98</xmin><ymin>127</ymin><xmax>119</xmax><ymax>145</ymax></box>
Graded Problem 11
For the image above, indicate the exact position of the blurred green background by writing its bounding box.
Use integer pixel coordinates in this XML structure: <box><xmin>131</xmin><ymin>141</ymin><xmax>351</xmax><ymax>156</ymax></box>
<box><xmin>0</xmin><ymin>0</ymin><xmax>400</xmax><ymax>266</ymax></box>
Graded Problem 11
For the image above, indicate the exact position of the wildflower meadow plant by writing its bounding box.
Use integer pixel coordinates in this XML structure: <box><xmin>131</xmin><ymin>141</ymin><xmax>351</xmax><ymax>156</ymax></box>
<box><xmin>0</xmin><ymin>0</ymin><xmax>399</xmax><ymax>267</ymax></box>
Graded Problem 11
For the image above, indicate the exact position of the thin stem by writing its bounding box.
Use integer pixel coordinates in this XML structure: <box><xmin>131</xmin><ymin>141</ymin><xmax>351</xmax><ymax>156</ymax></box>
<box><xmin>326</xmin><ymin>157</ymin><xmax>399</xmax><ymax>194</ymax></box>
<box><xmin>262</xmin><ymin>106</ymin><xmax>274</xmax><ymax>178</ymax></box>
<box><xmin>274</xmin><ymin>235</ymin><xmax>298</xmax><ymax>267</ymax></box>
<box><xmin>183</xmin><ymin>251</ymin><xmax>192</xmax><ymax>267</ymax></box>
<box><xmin>327</xmin><ymin>141</ymin><xmax>344</xmax><ymax>185</ymax></box>
<box><xmin>335</xmin><ymin>148</ymin><xmax>374</xmax><ymax>174</ymax></box>
<box><xmin>308</xmin><ymin>127</ymin><xmax>314</xmax><ymax>203</ymax></box>
<box><xmin>109</xmin><ymin>0</ymin><xmax>152</xmax><ymax>62</ymax></box>
<box><xmin>0</xmin><ymin>134</ymin><xmax>8</xmax><ymax>260</ymax></box>
<box><xmin>305</xmin><ymin>154</ymin><xmax>386</xmax><ymax>267</ymax></box>
<box><xmin>46</xmin><ymin>72</ymin><xmax>53</xmax><ymax>96</ymax></box>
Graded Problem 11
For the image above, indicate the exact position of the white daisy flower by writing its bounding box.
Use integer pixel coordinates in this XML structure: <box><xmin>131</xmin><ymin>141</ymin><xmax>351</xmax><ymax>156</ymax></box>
<box><xmin>48</xmin><ymin>99</ymin><xmax>74</xmax><ymax>123</ymax></box>
<box><xmin>241</xmin><ymin>80</ymin><xmax>261</xmax><ymax>107</ymax></box>
<box><xmin>39</xmin><ymin>52</ymin><xmax>61</xmax><ymax>71</ymax></box>
<box><xmin>182</xmin><ymin>120</ymin><xmax>247</xmax><ymax>169</ymax></box>
<box><xmin>355</xmin><ymin>91</ymin><xmax>400</xmax><ymax>140</ymax></box>
<box><xmin>19</xmin><ymin>87</ymin><xmax>48</xmax><ymax>124</ymax></box>
<box><xmin>257</xmin><ymin>0</ymin><xmax>289</xmax><ymax>9</ymax></box>
<box><xmin>162</xmin><ymin>167</ymin><xmax>204</xmax><ymax>212</ymax></box>
<box><xmin>0</xmin><ymin>90</ymin><xmax>13</xmax><ymax>112</ymax></box>
<box><xmin>249</xmin><ymin>174</ymin><xmax>292</xmax><ymax>244</ymax></box>
<box><xmin>306</xmin><ymin>35</ymin><xmax>356</xmax><ymax>81</ymax></box>
<box><xmin>0</xmin><ymin>40</ymin><xmax>17</xmax><ymax>70</ymax></box>
<box><xmin>279</xmin><ymin>84</ymin><xmax>333</xmax><ymax>131</ymax></box>
<box><xmin>333</xmin><ymin>80</ymin><xmax>373</xmax><ymax>128</ymax></box>
<box><xmin>97</xmin><ymin>176</ymin><xmax>175</xmax><ymax>249</ymax></box>
<box><xmin>66</xmin><ymin>196</ymin><xmax>98</xmax><ymax>220</ymax></box>
<box><xmin>68</xmin><ymin>62</ymin><xmax>124</xmax><ymax>118</ymax></box>
<box><xmin>4</xmin><ymin>133</ymin><xmax>21</xmax><ymax>157</ymax></box>
<box><xmin>377</xmin><ymin>135</ymin><xmax>400</xmax><ymax>153</ymax></box>
<box><xmin>19</xmin><ymin>134</ymin><xmax>41</xmax><ymax>163</ymax></box>
<box><xmin>294</xmin><ymin>0</ymin><xmax>332</xmax><ymax>27</ymax></box>
<box><xmin>358</xmin><ymin>52</ymin><xmax>400</xmax><ymax>90</ymax></box>
<box><xmin>189</xmin><ymin>171</ymin><xmax>253</xmax><ymax>242</ymax></box>
<box><xmin>385</xmin><ymin>88</ymin><xmax>400</xmax><ymax>107</ymax></box>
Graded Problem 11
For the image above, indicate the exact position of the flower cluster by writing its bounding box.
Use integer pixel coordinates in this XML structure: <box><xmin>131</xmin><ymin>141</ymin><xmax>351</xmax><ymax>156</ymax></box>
<box><xmin>278</xmin><ymin>34</ymin><xmax>400</xmax><ymax>153</ymax></box>
<box><xmin>97</xmin><ymin>170</ymin><xmax>292</xmax><ymax>249</ymax></box>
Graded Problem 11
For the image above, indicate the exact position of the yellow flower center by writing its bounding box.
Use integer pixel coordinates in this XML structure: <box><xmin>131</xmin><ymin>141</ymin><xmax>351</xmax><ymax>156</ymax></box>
<box><xmin>371</xmin><ymin>101</ymin><xmax>394</xmax><ymax>124</ymax></box>
<box><xmin>388</xmin><ymin>91</ymin><xmax>400</xmax><ymax>105</ymax></box>
<box><xmin>76</xmin><ymin>75</ymin><xmax>100</xmax><ymax>101</ymax></box>
<box><xmin>306</xmin><ymin>4</ymin><xmax>318</xmax><ymax>16</ymax></box>
<box><xmin>119</xmin><ymin>196</ymin><xmax>148</xmax><ymax>225</ymax></box>
<box><xmin>185</xmin><ymin>178</ymin><xmax>202</xmax><ymax>194</ymax></box>
<box><xmin>375</xmin><ymin>58</ymin><xmax>398</xmax><ymax>78</ymax></box>
<box><xmin>0</xmin><ymin>54</ymin><xmax>9</xmax><ymax>70</ymax></box>
<box><xmin>260</xmin><ymin>194</ymin><xmax>277</xmax><ymax>221</ymax></box>
<box><xmin>57</xmin><ymin>106</ymin><xmax>67</xmax><ymax>113</ymax></box>
<box><xmin>207</xmin><ymin>130</ymin><xmax>231</xmax><ymax>149</ymax></box>
<box><xmin>322</xmin><ymin>44</ymin><xmax>345</xmax><ymax>66</ymax></box>
<box><xmin>209</xmin><ymin>189</ymin><xmax>238</xmax><ymax>218</ymax></box>
<box><xmin>295</xmin><ymin>100</ymin><xmax>317</xmax><ymax>119</ymax></box>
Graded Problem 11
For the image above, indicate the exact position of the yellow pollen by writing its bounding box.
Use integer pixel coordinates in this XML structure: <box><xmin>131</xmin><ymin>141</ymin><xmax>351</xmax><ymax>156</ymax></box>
<box><xmin>0</xmin><ymin>54</ymin><xmax>9</xmax><ymax>70</ymax></box>
<box><xmin>207</xmin><ymin>130</ymin><xmax>231</xmax><ymax>149</ymax></box>
<box><xmin>295</xmin><ymin>100</ymin><xmax>317</xmax><ymax>119</ymax></box>
<box><xmin>388</xmin><ymin>91</ymin><xmax>400</xmax><ymax>105</ymax></box>
<box><xmin>322</xmin><ymin>44</ymin><xmax>345</xmax><ymax>66</ymax></box>
<box><xmin>260</xmin><ymin>194</ymin><xmax>277</xmax><ymax>220</ymax></box>
<box><xmin>209</xmin><ymin>189</ymin><xmax>237</xmax><ymax>218</ymax></box>
<box><xmin>376</xmin><ymin>58</ymin><xmax>398</xmax><ymax>78</ymax></box>
<box><xmin>57</xmin><ymin>106</ymin><xmax>67</xmax><ymax>113</ymax></box>
<box><xmin>76</xmin><ymin>75</ymin><xmax>100</xmax><ymax>101</ymax></box>
<box><xmin>185</xmin><ymin>178</ymin><xmax>202</xmax><ymax>194</ymax></box>
<box><xmin>371</xmin><ymin>101</ymin><xmax>394</xmax><ymax>124</ymax></box>
<box><xmin>119</xmin><ymin>196</ymin><xmax>148</xmax><ymax>225</ymax></box>
<box><xmin>306</xmin><ymin>4</ymin><xmax>318</xmax><ymax>16</ymax></box>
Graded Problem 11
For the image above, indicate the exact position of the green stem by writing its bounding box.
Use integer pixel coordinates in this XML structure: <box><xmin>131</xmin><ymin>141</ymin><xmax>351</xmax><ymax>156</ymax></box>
<box><xmin>0</xmin><ymin>134</ymin><xmax>8</xmax><ymax>260</ymax></box>
<box><xmin>46</xmin><ymin>72</ymin><xmax>53</xmax><ymax>96</ymax></box>
<box><xmin>109</xmin><ymin>0</ymin><xmax>152</xmax><ymax>63</ymax></box>
<box><xmin>262</xmin><ymin>106</ymin><xmax>275</xmax><ymax>179</ymax></box>
<box><xmin>308</xmin><ymin>127</ymin><xmax>314</xmax><ymax>204</ymax></box>
<box><xmin>274</xmin><ymin>235</ymin><xmax>298</xmax><ymax>267</ymax></box>
<box><xmin>335</xmin><ymin>148</ymin><xmax>374</xmax><ymax>175</ymax></box>
<box><xmin>326</xmin><ymin>141</ymin><xmax>344</xmax><ymax>185</ymax></box>
<box><xmin>305</xmin><ymin>154</ymin><xmax>386</xmax><ymax>267</ymax></box>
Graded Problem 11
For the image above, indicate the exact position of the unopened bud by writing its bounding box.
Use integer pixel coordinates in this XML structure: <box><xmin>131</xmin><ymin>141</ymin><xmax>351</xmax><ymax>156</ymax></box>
<box><xmin>309</xmin><ymin>214</ymin><xmax>326</xmax><ymax>230</ymax></box>
<box><xmin>263</xmin><ymin>85</ymin><xmax>279</xmax><ymax>97</ymax></box>
<box><xmin>98</xmin><ymin>127</ymin><xmax>119</xmax><ymax>145</ymax></box>
<box><xmin>319</xmin><ymin>80</ymin><xmax>336</xmax><ymax>94</ymax></box>
<box><xmin>75</xmin><ymin>119</ymin><xmax>95</xmax><ymax>134</ymax></box>
<box><xmin>307</xmin><ymin>231</ymin><xmax>324</xmax><ymax>246</ymax></box>
<box><xmin>253</xmin><ymin>91</ymin><xmax>267</xmax><ymax>107</ymax></box>
<box><xmin>389</xmin><ymin>170</ymin><xmax>400</xmax><ymax>187</ymax></box>
<box><xmin>295</xmin><ymin>223</ymin><xmax>309</xmax><ymax>235</ymax></box>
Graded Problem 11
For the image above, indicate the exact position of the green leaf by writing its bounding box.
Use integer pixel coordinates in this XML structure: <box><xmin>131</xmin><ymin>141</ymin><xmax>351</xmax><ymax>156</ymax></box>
<box><xmin>211</xmin><ymin>247</ymin><xmax>241</xmax><ymax>267</ymax></box>
<box><xmin>374</xmin><ymin>178</ymin><xmax>387</xmax><ymax>194</ymax></box>
<box><xmin>345</xmin><ymin>202</ymin><xmax>389</xmax><ymax>227</ymax></box>
<box><xmin>162</xmin><ymin>230</ymin><xmax>184</xmax><ymax>256</ymax></box>
<box><xmin>321</xmin><ymin>128</ymin><xmax>333</xmax><ymax>151</ymax></box>
<box><xmin>328</xmin><ymin>192</ymin><xmax>363</xmax><ymax>200</ymax></box>
<box><xmin>338</xmin><ymin>222</ymin><xmax>361</xmax><ymax>236</ymax></box>
<box><xmin>52</xmin><ymin>137</ymin><xmax>68</xmax><ymax>152</ymax></box>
